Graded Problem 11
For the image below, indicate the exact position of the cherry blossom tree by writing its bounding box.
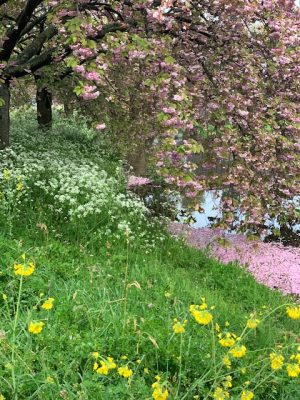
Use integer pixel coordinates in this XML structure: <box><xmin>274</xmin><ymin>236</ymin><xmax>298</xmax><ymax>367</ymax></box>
<box><xmin>0</xmin><ymin>0</ymin><xmax>299</xmax><ymax>234</ymax></box>
<box><xmin>0</xmin><ymin>0</ymin><xmax>129</xmax><ymax>147</ymax></box>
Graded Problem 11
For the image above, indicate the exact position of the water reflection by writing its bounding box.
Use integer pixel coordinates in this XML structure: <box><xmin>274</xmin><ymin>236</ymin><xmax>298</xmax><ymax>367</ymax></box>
<box><xmin>177</xmin><ymin>191</ymin><xmax>300</xmax><ymax>247</ymax></box>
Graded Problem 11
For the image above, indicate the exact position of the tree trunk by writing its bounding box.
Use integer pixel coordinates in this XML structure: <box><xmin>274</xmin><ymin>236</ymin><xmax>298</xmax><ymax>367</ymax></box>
<box><xmin>126</xmin><ymin>144</ymin><xmax>148</xmax><ymax>175</ymax></box>
<box><xmin>36</xmin><ymin>86</ymin><xmax>52</xmax><ymax>130</ymax></box>
<box><xmin>0</xmin><ymin>81</ymin><xmax>10</xmax><ymax>149</ymax></box>
<box><xmin>64</xmin><ymin>100</ymin><xmax>73</xmax><ymax>117</ymax></box>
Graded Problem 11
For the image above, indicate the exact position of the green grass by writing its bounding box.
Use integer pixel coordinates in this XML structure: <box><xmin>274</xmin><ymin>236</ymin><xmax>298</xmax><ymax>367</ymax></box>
<box><xmin>1</xmin><ymin>228</ymin><xmax>299</xmax><ymax>399</ymax></box>
<box><xmin>0</xmin><ymin>112</ymin><xmax>299</xmax><ymax>399</ymax></box>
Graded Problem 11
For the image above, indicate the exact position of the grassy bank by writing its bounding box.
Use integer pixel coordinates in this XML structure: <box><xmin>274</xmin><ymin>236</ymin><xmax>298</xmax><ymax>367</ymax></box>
<box><xmin>0</xmin><ymin>112</ymin><xmax>299</xmax><ymax>399</ymax></box>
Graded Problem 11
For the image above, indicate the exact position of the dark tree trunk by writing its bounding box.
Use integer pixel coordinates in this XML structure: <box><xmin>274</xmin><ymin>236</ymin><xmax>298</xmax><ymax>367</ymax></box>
<box><xmin>36</xmin><ymin>86</ymin><xmax>52</xmax><ymax>130</ymax></box>
<box><xmin>0</xmin><ymin>81</ymin><xmax>10</xmax><ymax>149</ymax></box>
<box><xmin>64</xmin><ymin>100</ymin><xmax>73</xmax><ymax>117</ymax></box>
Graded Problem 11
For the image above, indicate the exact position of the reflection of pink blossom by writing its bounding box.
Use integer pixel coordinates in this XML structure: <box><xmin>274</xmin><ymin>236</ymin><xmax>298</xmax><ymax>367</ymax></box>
<box><xmin>127</xmin><ymin>176</ymin><xmax>151</xmax><ymax>188</ymax></box>
<box><xmin>96</xmin><ymin>123</ymin><xmax>106</xmax><ymax>130</ymax></box>
<box><xmin>185</xmin><ymin>191</ymin><xmax>197</xmax><ymax>198</ymax></box>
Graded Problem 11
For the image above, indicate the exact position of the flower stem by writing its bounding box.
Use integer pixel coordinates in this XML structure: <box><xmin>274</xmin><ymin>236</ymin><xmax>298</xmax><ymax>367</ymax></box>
<box><xmin>11</xmin><ymin>275</ymin><xmax>23</xmax><ymax>400</ymax></box>
<box><xmin>175</xmin><ymin>333</ymin><xmax>184</xmax><ymax>398</ymax></box>
<box><xmin>123</xmin><ymin>236</ymin><xmax>130</xmax><ymax>332</ymax></box>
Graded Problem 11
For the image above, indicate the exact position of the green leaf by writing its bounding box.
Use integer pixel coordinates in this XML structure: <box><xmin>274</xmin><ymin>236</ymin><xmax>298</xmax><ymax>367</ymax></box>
<box><xmin>74</xmin><ymin>85</ymin><xmax>84</xmax><ymax>96</ymax></box>
<box><xmin>66</xmin><ymin>57</ymin><xmax>78</xmax><ymax>68</ymax></box>
<box><xmin>157</xmin><ymin>112</ymin><xmax>168</xmax><ymax>122</ymax></box>
<box><xmin>165</xmin><ymin>56</ymin><xmax>176</xmax><ymax>65</ymax></box>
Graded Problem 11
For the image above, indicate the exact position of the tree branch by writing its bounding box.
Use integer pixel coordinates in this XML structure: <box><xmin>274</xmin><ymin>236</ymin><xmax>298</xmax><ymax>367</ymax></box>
<box><xmin>20</xmin><ymin>12</ymin><xmax>48</xmax><ymax>37</ymax></box>
<box><xmin>5</xmin><ymin>48</ymin><xmax>56</xmax><ymax>78</ymax></box>
<box><xmin>17</xmin><ymin>25</ymin><xmax>58</xmax><ymax>64</ymax></box>
<box><xmin>93</xmin><ymin>22</ymin><xmax>129</xmax><ymax>40</ymax></box>
<box><xmin>0</xmin><ymin>0</ymin><xmax>44</xmax><ymax>61</ymax></box>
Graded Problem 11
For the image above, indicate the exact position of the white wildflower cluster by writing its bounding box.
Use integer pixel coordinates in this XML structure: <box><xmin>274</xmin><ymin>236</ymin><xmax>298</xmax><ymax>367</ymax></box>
<box><xmin>0</xmin><ymin>111</ymin><xmax>167</xmax><ymax>247</ymax></box>
<box><xmin>0</xmin><ymin>145</ymin><xmax>147</xmax><ymax>221</ymax></box>
<box><xmin>0</xmin><ymin>112</ymin><xmax>149</xmax><ymax>237</ymax></box>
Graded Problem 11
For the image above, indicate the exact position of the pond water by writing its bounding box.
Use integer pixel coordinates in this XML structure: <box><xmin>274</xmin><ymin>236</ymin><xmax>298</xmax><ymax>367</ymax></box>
<box><xmin>176</xmin><ymin>190</ymin><xmax>300</xmax><ymax>247</ymax></box>
<box><xmin>177</xmin><ymin>190</ymin><xmax>222</xmax><ymax>228</ymax></box>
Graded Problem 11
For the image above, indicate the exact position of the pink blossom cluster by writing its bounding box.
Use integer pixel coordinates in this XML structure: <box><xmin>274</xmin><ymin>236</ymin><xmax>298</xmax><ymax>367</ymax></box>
<box><xmin>128</xmin><ymin>50</ymin><xmax>147</xmax><ymax>61</ymax></box>
<box><xmin>81</xmin><ymin>85</ymin><xmax>100</xmax><ymax>101</ymax></box>
<box><xmin>74</xmin><ymin>65</ymin><xmax>102</xmax><ymax>84</ymax></box>
<box><xmin>71</xmin><ymin>45</ymin><xmax>96</xmax><ymax>60</ymax></box>
<box><xmin>48</xmin><ymin>0</ymin><xmax>59</xmax><ymax>6</ymax></box>
<box><xmin>58</xmin><ymin>10</ymin><xmax>77</xmax><ymax>17</ymax></box>
<box><xmin>127</xmin><ymin>176</ymin><xmax>152</xmax><ymax>189</ymax></box>
<box><xmin>169</xmin><ymin>222</ymin><xmax>300</xmax><ymax>296</ymax></box>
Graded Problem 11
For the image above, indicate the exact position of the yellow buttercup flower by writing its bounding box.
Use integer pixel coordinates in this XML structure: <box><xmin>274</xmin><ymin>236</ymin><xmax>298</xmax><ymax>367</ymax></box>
<box><xmin>2</xmin><ymin>293</ymin><xmax>7</xmax><ymax>301</ymax></box>
<box><xmin>286</xmin><ymin>306</ymin><xmax>300</xmax><ymax>320</ymax></box>
<box><xmin>270</xmin><ymin>353</ymin><xmax>284</xmax><ymax>371</ymax></box>
<box><xmin>190</xmin><ymin>303</ymin><xmax>213</xmax><ymax>325</ymax></box>
<box><xmin>229</xmin><ymin>345</ymin><xmax>247</xmax><ymax>358</ymax></box>
<box><xmin>152</xmin><ymin>377</ymin><xmax>169</xmax><ymax>400</ymax></box>
<box><xmin>14</xmin><ymin>261</ymin><xmax>35</xmax><ymax>277</ymax></box>
<box><xmin>28</xmin><ymin>321</ymin><xmax>45</xmax><ymax>334</ymax></box>
<box><xmin>46</xmin><ymin>376</ymin><xmax>54</xmax><ymax>384</ymax></box>
<box><xmin>222</xmin><ymin>375</ymin><xmax>232</xmax><ymax>389</ymax></box>
<box><xmin>95</xmin><ymin>361</ymin><xmax>109</xmax><ymax>375</ymax></box>
<box><xmin>212</xmin><ymin>386</ymin><xmax>230</xmax><ymax>399</ymax></box>
<box><xmin>106</xmin><ymin>357</ymin><xmax>117</xmax><ymax>369</ymax></box>
<box><xmin>286</xmin><ymin>363</ymin><xmax>300</xmax><ymax>378</ymax></box>
<box><xmin>172</xmin><ymin>319</ymin><xmax>186</xmax><ymax>334</ymax></box>
<box><xmin>41</xmin><ymin>298</ymin><xmax>54</xmax><ymax>310</ymax></box>
<box><xmin>194</xmin><ymin>310</ymin><xmax>213</xmax><ymax>325</ymax></box>
<box><xmin>246</xmin><ymin>318</ymin><xmax>260</xmax><ymax>329</ymax></box>
<box><xmin>118</xmin><ymin>365</ymin><xmax>133</xmax><ymax>378</ymax></box>
<box><xmin>241</xmin><ymin>390</ymin><xmax>254</xmax><ymax>400</ymax></box>
<box><xmin>93</xmin><ymin>362</ymin><xmax>98</xmax><ymax>371</ymax></box>
<box><xmin>223</xmin><ymin>355</ymin><xmax>232</xmax><ymax>369</ymax></box>
<box><xmin>219</xmin><ymin>333</ymin><xmax>236</xmax><ymax>347</ymax></box>
<box><xmin>94</xmin><ymin>357</ymin><xmax>117</xmax><ymax>375</ymax></box>
<box><xmin>92</xmin><ymin>352</ymin><xmax>99</xmax><ymax>359</ymax></box>
<box><xmin>218</xmin><ymin>332</ymin><xmax>236</xmax><ymax>347</ymax></box>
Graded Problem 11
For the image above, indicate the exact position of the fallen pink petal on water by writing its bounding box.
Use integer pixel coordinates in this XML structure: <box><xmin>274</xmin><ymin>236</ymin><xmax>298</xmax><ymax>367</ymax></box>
<box><xmin>168</xmin><ymin>222</ymin><xmax>300</xmax><ymax>297</ymax></box>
